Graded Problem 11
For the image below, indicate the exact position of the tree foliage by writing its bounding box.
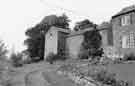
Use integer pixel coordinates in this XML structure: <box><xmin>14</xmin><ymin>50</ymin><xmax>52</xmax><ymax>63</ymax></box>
<box><xmin>24</xmin><ymin>14</ymin><xmax>70</xmax><ymax>62</ymax></box>
<box><xmin>74</xmin><ymin>19</ymin><xmax>97</xmax><ymax>31</ymax></box>
<box><xmin>10</xmin><ymin>52</ymin><xmax>23</xmax><ymax>67</ymax></box>
<box><xmin>41</xmin><ymin>14</ymin><xmax>70</xmax><ymax>29</ymax></box>
<box><xmin>46</xmin><ymin>53</ymin><xmax>67</xmax><ymax>64</ymax></box>
<box><xmin>0</xmin><ymin>40</ymin><xmax>8</xmax><ymax>60</ymax></box>
<box><xmin>81</xmin><ymin>28</ymin><xmax>103</xmax><ymax>59</ymax></box>
<box><xmin>0</xmin><ymin>40</ymin><xmax>8</xmax><ymax>72</ymax></box>
<box><xmin>24</xmin><ymin>24</ymin><xmax>46</xmax><ymax>61</ymax></box>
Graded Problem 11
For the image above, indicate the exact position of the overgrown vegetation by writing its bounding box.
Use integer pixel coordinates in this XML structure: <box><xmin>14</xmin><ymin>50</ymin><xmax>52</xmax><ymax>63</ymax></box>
<box><xmin>89</xmin><ymin>69</ymin><xmax>129</xmax><ymax>86</ymax></box>
<box><xmin>79</xmin><ymin>28</ymin><xmax>103</xmax><ymax>60</ymax></box>
<box><xmin>123</xmin><ymin>53</ymin><xmax>135</xmax><ymax>61</ymax></box>
<box><xmin>58</xmin><ymin>63</ymin><xmax>131</xmax><ymax>86</ymax></box>
<box><xmin>113</xmin><ymin>53</ymin><xmax>135</xmax><ymax>64</ymax></box>
<box><xmin>46</xmin><ymin>53</ymin><xmax>67</xmax><ymax>64</ymax></box>
<box><xmin>24</xmin><ymin>14</ymin><xmax>70</xmax><ymax>62</ymax></box>
<box><xmin>0</xmin><ymin>40</ymin><xmax>8</xmax><ymax>61</ymax></box>
<box><xmin>73</xmin><ymin>19</ymin><xmax>97</xmax><ymax>31</ymax></box>
<box><xmin>74</xmin><ymin>19</ymin><xmax>103</xmax><ymax>60</ymax></box>
<box><xmin>10</xmin><ymin>53</ymin><xmax>23</xmax><ymax>67</ymax></box>
<box><xmin>0</xmin><ymin>40</ymin><xmax>13</xmax><ymax>86</ymax></box>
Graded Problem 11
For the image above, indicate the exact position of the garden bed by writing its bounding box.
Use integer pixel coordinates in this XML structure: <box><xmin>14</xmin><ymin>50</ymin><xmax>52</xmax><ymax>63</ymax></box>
<box><xmin>57</xmin><ymin>63</ymin><xmax>131</xmax><ymax>86</ymax></box>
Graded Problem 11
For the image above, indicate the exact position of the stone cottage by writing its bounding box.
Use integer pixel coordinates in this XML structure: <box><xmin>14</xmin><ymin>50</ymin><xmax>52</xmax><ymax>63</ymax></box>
<box><xmin>44</xmin><ymin>5</ymin><xmax>135</xmax><ymax>59</ymax></box>
<box><xmin>110</xmin><ymin>5</ymin><xmax>135</xmax><ymax>58</ymax></box>
<box><xmin>98</xmin><ymin>5</ymin><xmax>135</xmax><ymax>59</ymax></box>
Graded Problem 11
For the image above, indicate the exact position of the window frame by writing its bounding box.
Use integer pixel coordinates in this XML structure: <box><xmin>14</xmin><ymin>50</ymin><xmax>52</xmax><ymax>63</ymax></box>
<box><xmin>121</xmin><ymin>14</ymin><xmax>131</xmax><ymax>26</ymax></box>
<box><xmin>122</xmin><ymin>32</ymin><xmax>135</xmax><ymax>48</ymax></box>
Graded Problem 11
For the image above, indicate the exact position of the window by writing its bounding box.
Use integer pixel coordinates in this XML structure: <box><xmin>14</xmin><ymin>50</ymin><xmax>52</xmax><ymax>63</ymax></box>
<box><xmin>121</xmin><ymin>15</ymin><xmax>131</xmax><ymax>26</ymax></box>
<box><xmin>127</xmin><ymin>32</ymin><xmax>135</xmax><ymax>48</ymax></box>
<box><xmin>122</xmin><ymin>35</ymin><xmax>127</xmax><ymax>48</ymax></box>
<box><xmin>122</xmin><ymin>32</ymin><xmax>135</xmax><ymax>48</ymax></box>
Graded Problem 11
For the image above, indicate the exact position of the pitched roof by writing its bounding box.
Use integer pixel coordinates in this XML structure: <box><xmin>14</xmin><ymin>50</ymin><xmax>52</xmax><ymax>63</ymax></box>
<box><xmin>50</xmin><ymin>26</ymin><xmax>71</xmax><ymax>33</ymax></box>
<box><xmin>68</xmin><ymin>28</ymin><xmax>94</xmax><ymax>37</ymax></box>
<box><xmin>112</xmin><ymin>5</ymin><xmax>135</xmax><ymax>18</ymax></box>
<box><xmin>49</xmin><ymin>26</ymin><xmax>107</xmax><ymax>37</ymax></box>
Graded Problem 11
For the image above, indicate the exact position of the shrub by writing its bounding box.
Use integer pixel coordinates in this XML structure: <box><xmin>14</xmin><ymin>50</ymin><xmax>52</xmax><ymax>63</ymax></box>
<box><xmin>123</xmin><ymin>53</ymin><xmax>135</xmax><ymax>61</ymax></box>
<box><xmin>10</xmin><ymin>53</ymin><xmax>23</xmax><ymax>67</ymax></box>
<box><xmin>23</xmin><ymin>57</ymin><xmax>32</xmax><ymax>64</ymax></box>
<box><xmin>46</xmin><ymin>53</ymin><xmax>67</xmax><ymax>64</ymax></box>
<box><xmin>46</xmin><ymin>53</ymin><xmax>55</xmax><ymax>64</ymax></box>
<box><xmin>114</xmin><ymin>58</ymin><xmax>123</xmax><ymax>64</ymax></box>
<box><xmin>78</xmin><ymin>46</ymin><xmax>103</xmax><ymax>62</ymax></box>
<box><xmin>58</xmin><ymin>63</ymin><xmax>131</xmax><ymax>86</ymax></box>
<box><xmin>94</xmin><ymin>69</ymin><xmax>116</xmax><ymax>85</ymax></box>
<box><xmin>100</xmin><ymin>56</ymin><xmax>114</xmax><ymax>65</ymax></box>
<box><xmin>1</xmin><ymin>79</ymin><xmax>13</xmax><ymax>86</ymax></box>
<box><xmin>88</xmin><ymin>69</ymin><xmax>130</xmax><ymax>86</ymax></box>
<box><xmin>78</xmin><ymin>49</ymin><xmax>89</xmax><ymax>59</ymax></box>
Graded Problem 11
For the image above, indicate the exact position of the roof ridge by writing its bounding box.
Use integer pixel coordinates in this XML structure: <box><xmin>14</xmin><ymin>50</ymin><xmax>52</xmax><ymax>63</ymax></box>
<box><xmin>112</xmin><ymin>5</ymin><xmax>135</xmax><ymax>18</ymax></box>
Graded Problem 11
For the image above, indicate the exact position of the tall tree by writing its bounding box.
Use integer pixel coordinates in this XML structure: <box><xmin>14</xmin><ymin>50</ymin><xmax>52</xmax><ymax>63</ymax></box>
<box><xmin>24</xmin><ymin>24</ymin><xmax>47</xmax><ymax>61</ymax></box>
<box><xmin>55</xmin><ymin>14</ymin><xmax>70</xmax><ymax>29</ymax></box>
<box><xmin>0</xmin><ymin>40</ymin><xmax>8</xmax><ymax>71</ymax></box>
<box><xmin>24</xmin><ymin>14</ymin><xmax>70</xmax><ymax>62</ymax></box>
<box><xmin>80</xmin><ymin>28</ymin><xmax>103</xmax><ymax>59</ymax></box>
<box><xmin>74</xmin><ymin>19</ymin><xmax>97</xmax><ymax>31</ymax></box>
<box><xmin>0</xmin><ymin>40</ymin><xmax>8</xmax><ymax>60</ymax></box>
<box><xmin>41</xmin><ymin>14</ymin><xmax>70</xmax><ymax>29</ymax></box>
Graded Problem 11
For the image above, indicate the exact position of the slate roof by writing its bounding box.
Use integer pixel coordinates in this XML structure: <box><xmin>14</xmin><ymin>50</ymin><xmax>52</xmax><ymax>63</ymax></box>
<box><xmin>112</xmin><ymin>5</ymin><xmax>135</xmax><ymax>18</ymax></box>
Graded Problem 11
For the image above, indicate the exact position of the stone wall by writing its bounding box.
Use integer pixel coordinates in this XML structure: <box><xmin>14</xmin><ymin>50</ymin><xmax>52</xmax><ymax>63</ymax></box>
<box><xmin>112</xmin><ymin>12</ymin><xmax>135</xmax><ymax>56</ymax></box>
<box><xmin>66</xmin><ymin>35</ymin><xmax>84</xmax><ymax>59</ymax></box>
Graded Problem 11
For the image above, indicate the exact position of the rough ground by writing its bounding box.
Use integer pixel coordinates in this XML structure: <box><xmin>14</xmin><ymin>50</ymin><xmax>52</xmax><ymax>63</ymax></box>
<box><xmin>3</xmin><ymin>60</ymin><xmax>135</xmax><ymax>86</ymax></box>
<box><xmin>8</xmin><ymin>61</ymin><xmax>78</xmax><ymax>86</ymax></box>
<box><xmin>42</xmin><ymin>71</ymin><xmax>78</xmax><ymax>86</ymax></box>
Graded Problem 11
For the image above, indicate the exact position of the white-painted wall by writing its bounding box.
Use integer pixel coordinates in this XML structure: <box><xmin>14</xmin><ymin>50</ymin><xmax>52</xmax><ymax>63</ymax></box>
<box><xmin>44</xmin><ymin>29</ymin><xmax>58</xmax><ymax>59</ymax></box>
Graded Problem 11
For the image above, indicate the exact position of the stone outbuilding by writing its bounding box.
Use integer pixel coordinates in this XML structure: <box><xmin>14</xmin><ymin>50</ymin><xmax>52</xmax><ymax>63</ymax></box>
<box><xmin>44</xmin><ymin>26</ymin><xmax>108</xmax><ymax>59</ymax></box>
<box><xmin>44</xmin><ymin>26</ymin><xmax>102</xmax><ymax>59</ymax></box>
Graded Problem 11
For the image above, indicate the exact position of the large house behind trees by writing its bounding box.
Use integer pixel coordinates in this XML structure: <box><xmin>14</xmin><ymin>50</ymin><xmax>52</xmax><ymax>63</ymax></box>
<box><xmin>44</xmin><ymin>5</ymin><xmax>135</xmax><ymax>60</ymax></box>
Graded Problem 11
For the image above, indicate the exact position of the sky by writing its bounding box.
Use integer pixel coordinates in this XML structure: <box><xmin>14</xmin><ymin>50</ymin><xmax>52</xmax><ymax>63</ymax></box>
<box><xmin>0</xmin><ymin>0</ymin><xmax>135</xmax><ymax>53</ymax></box>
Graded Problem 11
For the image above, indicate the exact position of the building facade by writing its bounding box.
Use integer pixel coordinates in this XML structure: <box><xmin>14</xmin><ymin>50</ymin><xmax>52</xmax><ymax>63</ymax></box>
<box><xmin>44</xmin><ymin>26</ymin><xmax>95</xmax><ymax>59</ymax></box>
<box><xmin>44</xmin><ymin>5</ymin><xmax>135</xmax><ymax>60</ymax></box>
<box><xmin>44</xmin><ymin>27</ymin><xmax>70</xmax><ymax>58</ymax></box>
<box><xmin>111</xmin><ymin>5</ymin><xmax>135</xmax><ymax>58</ymax></box>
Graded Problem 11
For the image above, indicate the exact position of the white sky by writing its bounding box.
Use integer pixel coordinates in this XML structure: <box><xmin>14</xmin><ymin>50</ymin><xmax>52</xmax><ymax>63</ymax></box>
<box><xmin>0</xmin><ymin>0</ymin><xmax>134</xmax><ymax>53</ymax></box>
